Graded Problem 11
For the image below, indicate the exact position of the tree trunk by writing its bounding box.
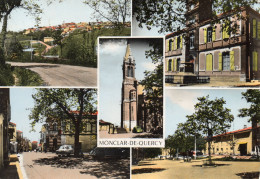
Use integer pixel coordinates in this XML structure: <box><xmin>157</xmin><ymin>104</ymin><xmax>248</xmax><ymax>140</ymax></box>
<box><xmin>208</xmin><ymin>141</ymin><xmax>212</xmax><ymax>164</ymax></box>
<box><xmin>74</xmin><ymin>120</ymin><xmax>80</xmax><ymax>157</ymax></box>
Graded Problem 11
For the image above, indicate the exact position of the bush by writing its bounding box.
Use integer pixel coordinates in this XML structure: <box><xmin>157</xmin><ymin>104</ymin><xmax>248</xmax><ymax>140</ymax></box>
<box><xmin>0</xmin><ymin>64</ymin><xmax>14</xmax><ymax>86</ymax></box>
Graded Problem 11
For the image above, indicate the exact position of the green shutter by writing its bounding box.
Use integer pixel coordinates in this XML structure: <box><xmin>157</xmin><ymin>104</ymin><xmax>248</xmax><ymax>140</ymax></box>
<box><xmin>206</xmin><ymin>54</ymin><xmax>213</xmax><ymax>71</ymax></box>
<box><xmin>258</xmin><ymin>21</ymin><xmax>260</xmax><ymax>39</ymax></box>
<box><xmin>204</xmin><ymin>28</ymin><xmax>207</xmax><ymax>43</ymax></box>
<box><xmin>253</xmin><ymin>19</ymin><xmax>256</xmax><ymax>38</ymax></box>
<box><xmin>218</xmin><ymin>53</ymin><xmax>222</xmax><ymax>71</ymax></box>
<box><xmin>167</xmin><ymin>59</ymin><xmax>169</xmax><ymax>71</ymax></box>
<box><xmin>230</xmin><ymin>51</ymin><xmax>235</xmax><ymax>71</ymax></box>
<box><xmin>253</xmin><ymin>51</ymin><xmax>258</xmax><ymax>72</ymax></box>
<box><xmin>212</xmin><ymin>26</ymin><xmax>216</xmax><ymax>41</ymax></box>
<box><xmin>223</xmin><ymin>23</ymin><xmax>230</xmax><ymax>39</ymax></box>
<box><xmin>171</xmin><ymin>39</ymin><xmax>174</xmax><ymax>51</ymax></box>
<box><xmin>175</xmin><ymin>58</ymin><xmax>177</xmax><ymax>71</ymax></box>
<box><xmin>180</xmin><ymin>35</ymin><xmax>183</xmax><ymax>49</ymax></box>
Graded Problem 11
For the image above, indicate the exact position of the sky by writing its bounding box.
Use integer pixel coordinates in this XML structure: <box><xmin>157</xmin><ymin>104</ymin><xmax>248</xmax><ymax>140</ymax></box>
<box><xmin>165</xmin><ymin>89</ymin><xmax>252</xmax><ymax>138</ymax></box>
<box><xmin>10</xmin><ymin>88</ymin><xmax>43</xmax><ymax>142</ymax></box>
<box><xmin>99</xmin><ymin>38</ymin><xmax>162</xmax><ymax>126</ymax></box>
<box><xmin>5</xmin><ymin>0</ymin><xmax>127</xmax><ymax>32</ymax></box>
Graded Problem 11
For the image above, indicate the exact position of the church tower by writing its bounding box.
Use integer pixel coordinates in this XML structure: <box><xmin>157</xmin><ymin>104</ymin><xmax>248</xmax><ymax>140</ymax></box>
<box><xmin>121</xmin><ymin>42</ymin><xmax>138</xmax><ymax>132</ymax></box>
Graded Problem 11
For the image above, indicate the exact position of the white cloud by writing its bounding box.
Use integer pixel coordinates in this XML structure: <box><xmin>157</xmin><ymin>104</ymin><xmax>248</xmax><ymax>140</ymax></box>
<box><xmin>140</xmin><ymin>62</ymin><xmax>157</xmax><ymax>71</ymax></box>
<box><xmin>166</xmin><ymin>89</ymin><xmax>203</xmax><ymax>113</ymax></box>
<box><xmin>99</xmin><ymin>40</ymin><xmax>126</xmax><ymax>56</ymax></box>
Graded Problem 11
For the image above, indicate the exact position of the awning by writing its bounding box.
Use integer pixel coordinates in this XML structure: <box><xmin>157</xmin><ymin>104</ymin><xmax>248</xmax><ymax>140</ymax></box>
<box><xmin>238</xmin><ymin>142</ymin><xmax>247</xmax><ymax>144</ymax></box>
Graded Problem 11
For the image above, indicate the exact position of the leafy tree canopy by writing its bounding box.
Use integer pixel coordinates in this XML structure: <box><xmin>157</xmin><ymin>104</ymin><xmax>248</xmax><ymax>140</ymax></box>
<box><xmin>238</xmin><ymin>89</ymin><xmax>260</xmax><ymax>123</ymax></box>
<box><xmin>133</xmin><ymin>0</ymin><xmax>258</xmax><ymax>34</ymax></box>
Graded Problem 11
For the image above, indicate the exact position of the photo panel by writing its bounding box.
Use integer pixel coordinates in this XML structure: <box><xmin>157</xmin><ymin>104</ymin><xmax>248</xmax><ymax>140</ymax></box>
<box><xmin>98</xmin><ymin>37</ymin><xmax>165</xmax><ymax>148</ymax></box>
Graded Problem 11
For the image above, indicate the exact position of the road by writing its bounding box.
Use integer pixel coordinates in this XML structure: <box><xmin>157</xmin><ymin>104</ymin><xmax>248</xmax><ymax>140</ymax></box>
<box><xmin>21</xmin><ymin>152</ymin><xmax>130</xmax><ymax>179</ymax></box>
<box><xmin>8</xmin><ymin>62</ymin><xmax>97</xmax><ymax>87</ymax></box>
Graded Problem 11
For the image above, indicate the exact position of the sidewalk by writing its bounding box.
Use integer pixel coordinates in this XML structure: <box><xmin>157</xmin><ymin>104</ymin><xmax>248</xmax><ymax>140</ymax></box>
<box><xmin>0</xmin><ymin>154</ymin><xmax>23</xmax><ymax>179</ymax></box>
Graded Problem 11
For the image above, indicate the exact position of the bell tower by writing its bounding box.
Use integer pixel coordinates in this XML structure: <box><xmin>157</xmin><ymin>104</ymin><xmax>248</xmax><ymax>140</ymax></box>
<box><xmin>121</xmin><ymin>42</ymin><xmax>138</xmax><ymax>132</ymax></box>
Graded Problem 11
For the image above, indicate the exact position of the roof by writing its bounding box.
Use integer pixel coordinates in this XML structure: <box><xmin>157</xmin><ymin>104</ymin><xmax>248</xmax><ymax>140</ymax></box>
<box><xmin>213</xmin><ymin>127</ymin><xmax>253</xmax><ymax>138</ymax></box>
<box><xmin>17</xmin><ymin>130</ymin><xmax>23</xmax><ymax>133</ymax></box>
<box><xmin>99</xmin><ymin>119</ymin><xmax>111</xmax><ymax>125</ymax></box>
<box><xmin>69</xmin><ymin>111</ymin><xmax>98</xmax><ymax>115</ymax></box>
<box><xmin>32</xmin><ymin>141</ymin><xmax>38</xmax><ymax>143</ymax></box>
<box><xmin>9</xmin><ymin>122</ymin><xmax>16</xmax><ymax>126</ymax></box>
<box><xmin>124</xmin><ymin>42</ymin><xmax>132</xmax><ymax>60</ymax></box>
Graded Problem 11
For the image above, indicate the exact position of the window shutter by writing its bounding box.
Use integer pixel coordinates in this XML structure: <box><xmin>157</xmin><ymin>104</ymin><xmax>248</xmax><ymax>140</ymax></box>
<box><xmin>171</xmin><ymin>39</ymin><xmax>174</xmax><ymax>51</ymax></box>
<box><xmin>230</xmin><ymin>51</ymin><xmax>235</xmax><ymax>71</ymax></box>
<box><xmin>180</xmin><ymin>35</ymin><xmax>183</xmax><ymax>49</ymax></box>
<box><xmin>253</xmin><ymin>19</ymin><xmax>256</xmax><ymax>38</ymax></box>
<box><xmin>253</xmin><ymin>51</ymin><xmax>258</xmax><ymax>72</ymax></box>
<box><xmin>204</xmin><ymin>28</ymin><xmax>207</xmax><ymax>43</ymax></box>
<box><xmin>258</xmin><ymin>21</ymin><xmax>260</xmax><ymax>39</ymax></box>
<box><xmin>206</xmin><ymin>54</ymin><xmax>213</xmax><ymax>71</ymax></box>
<box><xmin>218</xmin><ymin>53</ymin><xmax>222</xmax><ymax>71</ymax></box>
<box><xmin>175</xmin><ymin>58</ymin><xmax>177</xmax><ymax>71</ymax></box>
<box><xmin>167</xmin><ymin>60</ymin><xmax>169</xmax><ymax>71</ymax></box>
<box><xmin>212</xmin><ymin>26</ymin><xmax>216</xmax><ymax>41</ymax></box>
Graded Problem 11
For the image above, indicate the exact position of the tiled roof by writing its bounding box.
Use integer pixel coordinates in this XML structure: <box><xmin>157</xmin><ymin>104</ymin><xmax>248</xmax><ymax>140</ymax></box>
<box><xmin>213</xmin><ymin>127</ymin><xmax>252</xmax><ymax>138</ymax></box>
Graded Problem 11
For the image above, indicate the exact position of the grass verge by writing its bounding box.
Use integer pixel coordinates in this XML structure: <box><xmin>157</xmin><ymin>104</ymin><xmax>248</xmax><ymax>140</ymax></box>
<box><xmin>13</xmin><ymin>67</ymin><xmax>44</xmax><ymax>86</ymax></box>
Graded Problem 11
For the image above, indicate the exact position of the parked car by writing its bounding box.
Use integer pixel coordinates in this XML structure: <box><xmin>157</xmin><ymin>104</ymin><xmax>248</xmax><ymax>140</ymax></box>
<box><xmin>56</xmin><ymin>145</ymin><xmax>74</xmax><ymax>156</ymax></box>
<box><xmin>89</xmin><ymin>147</ymin><xmax>129</xmax><ymax>160</ymax></box>
<box><xmin>133</xmin><ymin>126</ymin><xmax>143</xmax><ymax>133</ymax></box>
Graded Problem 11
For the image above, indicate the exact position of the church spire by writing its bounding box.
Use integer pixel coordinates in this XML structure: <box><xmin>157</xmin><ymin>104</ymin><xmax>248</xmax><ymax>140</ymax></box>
<box><xmin>124</xmin><ymin>41</ymin><xmax>132</xmax><ymax>61</ymax></box>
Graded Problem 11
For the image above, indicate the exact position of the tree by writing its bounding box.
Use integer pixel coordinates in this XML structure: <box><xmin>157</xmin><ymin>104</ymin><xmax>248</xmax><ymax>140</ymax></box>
<box><xmin>186</xmin><ymin>95</ymin><xmax>234</xmax><ymax>163</ymax></box>
<box><xmin>0</xmin><ymin>0</ymin><xmax>42</xmax><ymax>64</ymax></box>
<box><xmin>83</xmin><ymin>0</ymin><xmax>131</xmax><ymax>28</ymax></box>
<box><xmin>238</xmin><ymin>89</ymin><xmax>260</xmax><ymax>159</ymax></box>
<box><xmin>51</xmin><ymin>26</ymin><xmax>64</xmax><ymax>57</ymax></box>
<box><xmin>139</xmin><ymin>38</ymin><xmax>163</xmax><ymax>134</ymax></box>
<box><xmin>29</xmin><ymin>88</ymin><xmax>97</xmax><ymax>157</ymax></box>
<box><xmin>133</xmin><ymin>0</ymin><xmax>258</xmax><ymax>34</ymax></box>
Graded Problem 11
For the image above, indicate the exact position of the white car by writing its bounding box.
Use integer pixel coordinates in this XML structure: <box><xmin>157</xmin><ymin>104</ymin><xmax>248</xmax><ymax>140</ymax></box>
<box><xmin>56</xmin><ymin>145</ymin><xmax>74</xmax><ymax>156</ymax></box>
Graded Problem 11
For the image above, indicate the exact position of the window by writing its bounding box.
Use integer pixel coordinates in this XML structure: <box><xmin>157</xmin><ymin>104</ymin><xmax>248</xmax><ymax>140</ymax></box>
<box><xmin>127</xmin><ymin>66</ymin><xmax>133</xmax><ymax>77</ymax></box>
<box><xmin>176</xmin><ymin>36</ymin><xmax>182</xmax><ymax>49</ymax></box>
<box><xmin>168</xmin><ymin>59</ymin><xmax>172</xmax><ymax>71</ymax></box>
<box><xmin>169</xmin><ymin>40</ymin><xmax>173</xmax><ymax>51</ymax></box>
<box><xmin>190</xmin><ymin>33</ymin><xmax>195</xmax><ymax>49</ymax></box>
<box><xmin>207</xmin><ymin>27</ymin><xmax>213</xmax><ymax>42</ymax></box>
<box><xmin>222</xmin><ymin>52</ymin><xmax>230</xmax><ymax>71</ymax></box>
<box><xmin>176</xmin><ymin>58</ymin><xmax>181</xmax><ymax>71</ymax></box>
<box><xmin>53</xmin><ymin>123</ymin><xmax>57</xmax><ymax>131</ymax></box>
<box><xmin>219</xmin><ymin>51</ymin><xmax>235</xmax><ymax>71</ymax></box>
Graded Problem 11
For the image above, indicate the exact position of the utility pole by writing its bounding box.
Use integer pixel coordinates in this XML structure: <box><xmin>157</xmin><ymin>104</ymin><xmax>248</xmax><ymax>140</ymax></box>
<box><xmin>30</xmin><ymin>36</ymin><xmax>33</xmax><ymax>61</ymax></box>
<box><xmin>194</xmin><ymin>135</ymin><xmax>197</xmax><ymax>160</ymax></box>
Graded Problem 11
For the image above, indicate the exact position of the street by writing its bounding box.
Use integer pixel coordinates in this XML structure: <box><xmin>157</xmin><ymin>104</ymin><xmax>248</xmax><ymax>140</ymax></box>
<box><xmin>20</xmin><ymin>152</ymin><xmax>130</xmax><ymax>179</ymax></box>
<box><xmin>8</xmin><ymin>62</ymin><xmax>97</xmax><ymax>86</ymax></box>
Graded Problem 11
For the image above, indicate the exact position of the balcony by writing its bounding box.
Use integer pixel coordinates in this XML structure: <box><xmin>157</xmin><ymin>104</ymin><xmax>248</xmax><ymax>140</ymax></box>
<box><xmin>199</xmin><ymin>35</ymin><xmax>247</xmax><ymax>51</ymax></box>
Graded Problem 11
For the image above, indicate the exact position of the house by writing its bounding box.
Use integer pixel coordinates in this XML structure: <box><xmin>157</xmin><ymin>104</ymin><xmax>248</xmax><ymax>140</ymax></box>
<box><xmin>165</xmin><ymin>0</ymin><xmax>260</xmax><ymax>85</ymax></box>
<box><xmin>32</xmin><ymin>141</ymin><xmax>38</xmax><ymax>151</ymax></box>
<box><xmin>0</xmin><ymin>89</ymin><xmax>11</xmax><ymax>169</ymax></box>
<box><xmin>9</xmin><ymin>122</ymin><xmax>17</xmax><ymax>154</ymax></box>
<box><xmin>206</xmin><ymin>122</ymin><xmax>260</xmax><ymax>156</ymax></box>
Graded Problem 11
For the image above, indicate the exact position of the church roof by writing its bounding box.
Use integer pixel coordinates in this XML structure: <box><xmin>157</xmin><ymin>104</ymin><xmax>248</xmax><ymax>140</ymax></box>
<box><xmin>124</xmin><ymin>42</ymin><xmax>132</xmax><ymax>60</ymax></box>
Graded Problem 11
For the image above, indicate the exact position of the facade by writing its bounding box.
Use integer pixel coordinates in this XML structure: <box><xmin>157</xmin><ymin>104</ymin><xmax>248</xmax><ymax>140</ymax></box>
<box><xmin>165</xmin><ymin>0</ymin><xmax>260</xmax><ymax>84</ymax></box>
<box><xmin>121</xmin><ymin>43</ymin><xmax>138</xmax><ymax>132</ymax></box>
<box><xmin>0</xmin><ymin>89</ymin><xmax>11</xmax><ymax>169</ymax></box>
<box><xmin>206</xmin><ymin>124</ymin><xmax>260</xmax><ymax>156</ymax></box>
<box><xmin>61</xmin><ymin>112</ymin><xmax>97</xmax><ymax>153</ymax></box>
<box><xmin>40</xmin><ymin>112</ymin><xmax>97</xmax><ymax>153</ymax></box>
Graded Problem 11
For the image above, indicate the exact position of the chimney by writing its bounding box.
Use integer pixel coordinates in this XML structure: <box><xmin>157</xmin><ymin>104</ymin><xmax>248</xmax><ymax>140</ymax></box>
<box><xmin>243</xmin><ymin>125</ymin><xmax>247</xmax><ymax>129</ymax></box>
